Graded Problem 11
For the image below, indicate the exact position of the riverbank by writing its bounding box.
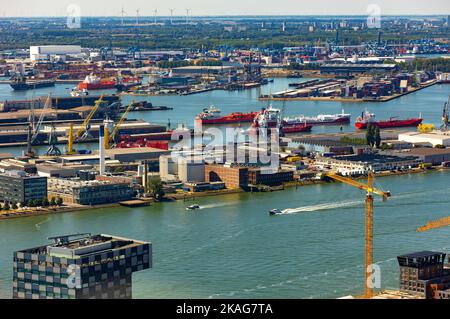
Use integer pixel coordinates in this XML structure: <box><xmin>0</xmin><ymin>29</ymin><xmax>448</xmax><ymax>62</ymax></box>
<box><xmin>0</xmin><ymin>167</ymin><xmax>441</xmax><ymax>221</ymax></box>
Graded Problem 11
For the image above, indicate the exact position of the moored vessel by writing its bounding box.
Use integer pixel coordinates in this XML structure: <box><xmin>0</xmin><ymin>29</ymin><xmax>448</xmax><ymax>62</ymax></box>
<box><xmin>78</xmin><ymin>74</ymin><xmax>116</xmax><ymax>90</ymax></box>
<box><xmin>10</xmin><ymin>76</ymin><xmax>56</xmax><ymax>91</ymax></box>
<box><xmin>355</xmin><ymin>111</ymin><xmax>422</xmax><ymax>129</ymax></box>
<box><xmin>283</xmin><ymin>110</ymin><xmax>351</xmax><ymax>126</ymax></box>
<box><xmin>196</xmin><ymin>106</ymin><xmax>259</xmax><ymax>125</ymax></box>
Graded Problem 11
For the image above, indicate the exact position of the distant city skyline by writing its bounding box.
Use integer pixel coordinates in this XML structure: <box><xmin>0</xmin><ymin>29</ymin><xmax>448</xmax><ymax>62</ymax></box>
<box><xmin>1</xmin><ymin>1</ymin><xmax>449</xmax><ymax>17</ymax></box>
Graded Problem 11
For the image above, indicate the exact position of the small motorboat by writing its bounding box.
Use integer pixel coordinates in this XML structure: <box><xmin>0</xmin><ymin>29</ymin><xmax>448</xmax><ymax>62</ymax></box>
<box><xmin>269</xmin><ymin>209</ymin><xmax>283</xmax><ymax>216</ymax></box>
<box><xmin>186</xmin><ymin>204</ymin><xmax>200</xmax><ymax>211</ymax></box>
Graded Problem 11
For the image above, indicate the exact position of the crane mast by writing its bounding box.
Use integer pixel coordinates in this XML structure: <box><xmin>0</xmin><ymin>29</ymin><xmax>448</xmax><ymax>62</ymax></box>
<box><xmin>325</xmin><ymin>171</ymin><xmax>390</xmax><ymax>299</ymax></box>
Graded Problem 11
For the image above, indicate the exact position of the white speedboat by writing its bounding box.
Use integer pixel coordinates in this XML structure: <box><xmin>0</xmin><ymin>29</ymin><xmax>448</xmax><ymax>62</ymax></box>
<box><xmin>269</xmin><ymin>209</ymin><xmax>283</xmax><ymax>216</ymax></box>
<box><xmin>186</xmin><ymin>204</ymin><xmax>200</xmax><ymax>211</ymax></box>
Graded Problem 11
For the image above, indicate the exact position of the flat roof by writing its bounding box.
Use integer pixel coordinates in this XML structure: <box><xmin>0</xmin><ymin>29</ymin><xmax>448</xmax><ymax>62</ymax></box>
<box><xmin>406</xmin><ymin>148</ymin><xmax>450</xmax><ymax>156</ymax></box>
<box><xmin>105</xmin><ymin>147</ymin><xmax>168</xmax><ymax>155</ymax></box>
<box><xmin>17</xmin><ymin>234</ymin><xmax>150</xmax><ymax>258</ymax></box>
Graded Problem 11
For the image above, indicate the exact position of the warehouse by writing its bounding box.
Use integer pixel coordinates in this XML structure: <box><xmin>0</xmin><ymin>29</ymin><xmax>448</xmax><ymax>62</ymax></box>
<box><xmin>401</xmin><ymin>148</ymin><xmax>450</xmax><ymax>165</ymax></box>
<box><xmin>398</xmin><ymin>131</ymin><xmax>450</xmax><ymax>147</ymax></box>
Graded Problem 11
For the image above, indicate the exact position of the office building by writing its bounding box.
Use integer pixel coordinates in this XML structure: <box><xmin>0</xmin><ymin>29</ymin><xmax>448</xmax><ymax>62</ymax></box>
<box><xmin>47</xmin><ymin>178</ymin><xmax>134</xmax><ymax>205</ymax></box>
<box><xmin>13</xmin><ymin>233</ymin><xmax>151</xmax><ymax>299</ymax></box>
<box><xmin>0</xmin><ymin>170</ymin><xmax>47</xmax><ymax>204</ymax></box>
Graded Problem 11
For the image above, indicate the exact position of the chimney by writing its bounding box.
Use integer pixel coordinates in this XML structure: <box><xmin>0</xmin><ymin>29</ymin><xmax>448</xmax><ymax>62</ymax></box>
<box><xmin>99</xmin><ymin>125</ymin><xmax>105</xmax><ymax>175</ymax></box>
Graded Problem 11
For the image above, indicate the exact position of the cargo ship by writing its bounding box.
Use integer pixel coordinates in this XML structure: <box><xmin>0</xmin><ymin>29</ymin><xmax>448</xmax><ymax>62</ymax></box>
<box><xmin>355</xmin><ymin>111</ymin><xmax>422</xmax><ymax>129</ymax></box>
<box><xmin>116</xmin><ymin>76</ymin><xmax>143</xmax><ymax>91</ymax></box>
<box><xmin>10</xmin><ymin>76</ymin><xmax>56</xmax><ymax>91</ymax></box>
<box><xmin>252</xmin><ymin>105</ymin><xmax>313</xmax><ymax>133</ymax></box>
<box><xmin>196</xmin><ymin>106</ymin><xmax>259</xmax><ymax>125</ymax></box>
<box><xmin>78</xmin><ymin>74</ymin><xmax>116</xmax><ymax>90</ymax></box>
<box><xmin>283</xmin><ymin>110</ymin><xmax>351</xmax><ymax>126</ymax></box>
<box><xmin>281</xmin><ymin>123</ymin><xmax>313</xmax><ymax>134</ymax></box>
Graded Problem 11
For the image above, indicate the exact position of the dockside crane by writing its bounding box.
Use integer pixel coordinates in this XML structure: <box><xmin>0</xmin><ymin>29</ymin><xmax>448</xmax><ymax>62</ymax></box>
<box><xmin>106</xmin><ymin>99</ymin><xmax>135</xmax><ymax>149</ymax></box>
<box><xmin>325</xmin><ymin>172</ymin><xmax>391</xmax><ymax>299</ymax></box>
<box><xmin>67</xmin><ymin>95</ymin><xmax>104</xmax><ymax>154</ymax></box>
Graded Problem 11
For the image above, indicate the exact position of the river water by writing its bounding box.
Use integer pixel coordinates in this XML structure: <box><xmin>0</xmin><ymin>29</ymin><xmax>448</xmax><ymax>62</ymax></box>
<box><xmin>0</xmin><ymin>79</ymin><xmax>449</xmax><ymax>298</ymax></box>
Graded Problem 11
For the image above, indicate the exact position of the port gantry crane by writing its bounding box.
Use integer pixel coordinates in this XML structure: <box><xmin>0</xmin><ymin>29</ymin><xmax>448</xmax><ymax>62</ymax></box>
<box><xmin>67</xmin><ymin>95</ymin><xmax>104</xmax><ymax>154</ymax></box>
<box><xmin>325</xmin><ymin>171</ymin><xmax>391</xmax><ymax>299</ymax></box>
<box><xmin>105</xmin><ymin>99</ymin><xmax>135</xmax><ymax>149</ymax></box>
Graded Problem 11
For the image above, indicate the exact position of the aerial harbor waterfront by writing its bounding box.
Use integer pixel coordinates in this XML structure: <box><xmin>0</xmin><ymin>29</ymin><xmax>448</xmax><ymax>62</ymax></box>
<box><xmin>1</xmin><ymin>0</ymin><xmax>450</xmax><ymax>307</ymax></box>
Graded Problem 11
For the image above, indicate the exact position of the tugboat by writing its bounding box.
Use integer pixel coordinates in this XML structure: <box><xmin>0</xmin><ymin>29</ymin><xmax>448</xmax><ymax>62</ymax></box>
<box><xmin>70</xmin><ymin>88</ymin><xmax>89</xmax><ymax>97</ymax></box>
<box><xmin>355</xmin><ymin>110</ymin><xmax>422</xmax><ymax>129</ymax></box>
<box><xmin>186</xmin><ymin>204</ymin><xmax>200</xmax><ymax>211</ymax></box>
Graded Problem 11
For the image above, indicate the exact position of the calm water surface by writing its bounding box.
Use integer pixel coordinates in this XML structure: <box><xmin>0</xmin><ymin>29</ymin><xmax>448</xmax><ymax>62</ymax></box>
<box><xmin>0</xmin><ymin>79</ymin><xmax>449</xmax><ymax>298</ymax></box>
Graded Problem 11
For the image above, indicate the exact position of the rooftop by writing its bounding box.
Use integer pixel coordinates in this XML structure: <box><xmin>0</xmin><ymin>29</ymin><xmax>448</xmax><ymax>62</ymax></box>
<box><xmin>17</xmin><ymin>233</ymin><xmax>150</xmax><ymax>259</ymax></box>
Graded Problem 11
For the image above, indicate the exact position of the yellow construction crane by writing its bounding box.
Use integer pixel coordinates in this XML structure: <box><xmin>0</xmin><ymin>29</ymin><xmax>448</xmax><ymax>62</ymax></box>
<box><xmin>67</xmin><ymin>95</ymin><xmax>104</xmax><ymax>154</ymax></box>
<box><xmin>417</xmin><ymin>216</ymin><xmax>450</xmax><ymax>233</ymax></box>
<box><xmin>106</xmin><ymin>100</ymin><xmax>135</xmax><ymax>149</ymax></box>
<box><xmin>325</xmin><ymin>172</ymin><xmax>391</xmax><ymax>299</ymax></box>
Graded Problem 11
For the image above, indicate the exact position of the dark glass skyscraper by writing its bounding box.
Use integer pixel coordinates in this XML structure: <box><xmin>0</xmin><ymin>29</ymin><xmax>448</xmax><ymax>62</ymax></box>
<box><xmin>13</xmin><ymin>233</ymin><xmax>152</xmax><ymax>299</ymax></box>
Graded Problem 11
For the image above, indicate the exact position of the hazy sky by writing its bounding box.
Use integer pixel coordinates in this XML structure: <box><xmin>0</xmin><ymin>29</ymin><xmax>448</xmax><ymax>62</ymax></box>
<box><xmin>2</xmin><ymin>0</ymin><xmax>450</xmax><ymax>17</ymax></box>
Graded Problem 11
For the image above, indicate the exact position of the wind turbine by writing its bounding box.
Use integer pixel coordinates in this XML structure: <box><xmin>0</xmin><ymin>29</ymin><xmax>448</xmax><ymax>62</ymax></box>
<box><xmin>135</xmin><ymin>9</ymin><xmax>140</xmax><ymax>26</ymax></box>
<box><xmin>185</xmin><ymin>8</ymin><xmax>190</xmax><ymax>25</ymax></box>
<box><xmin>169</xmin><ymin>8</ymin><xmax>175</xmax><ymax>25</ymax></box>
<box><xmin>119</xmin><ymin>6</ymin><xmax>127</xmax><ymax>26</ymax></box>
<box><xmin>153</xmin><ymin>9</ymin><xmax>158</xmax><ymax>24</ymax></box>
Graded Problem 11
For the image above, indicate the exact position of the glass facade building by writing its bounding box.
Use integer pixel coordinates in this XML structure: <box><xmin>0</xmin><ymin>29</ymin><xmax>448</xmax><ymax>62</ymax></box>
<box><xmin>13</xmin><ymin>234</ymin><xmax>152</xmax><ymax>299</ymax></box>
<box><xmin>0</xmin><ymin>170</ymin><xmax>47</xmax><ymax>204</ymax></box>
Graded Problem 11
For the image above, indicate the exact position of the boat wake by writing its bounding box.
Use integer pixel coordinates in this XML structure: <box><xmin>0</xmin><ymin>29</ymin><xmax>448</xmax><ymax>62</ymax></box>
<box><xmin>199</xmin><ymin>202</ymin><xmax>238</xmax><ymax>210</ymax></box>
<box><xmin>281</xmin><ymin>200</ymin><xmax>363</xmax><ymax>214</ymax></box>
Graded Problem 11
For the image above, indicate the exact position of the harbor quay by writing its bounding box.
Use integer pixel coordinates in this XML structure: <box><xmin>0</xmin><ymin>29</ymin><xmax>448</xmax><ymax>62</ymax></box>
<box><xmin>0</xmin><ymin>9</ymin><xmax>449</xmax><ymax>304</ymax></box>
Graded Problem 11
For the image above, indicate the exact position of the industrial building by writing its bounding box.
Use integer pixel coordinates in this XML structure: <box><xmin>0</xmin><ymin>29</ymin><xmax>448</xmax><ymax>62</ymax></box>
<box><xmin>106</xmin><ymin>147</ymin><xmax>170</xmax><ymax>164</ymax></box>
<box><xmin>400</xmin><ymin>148</ymin><xmax>450</xmax><ymax>165</ymax></box>
<box><xmin>47</xmin><ymin>178</ymin><xmax>134</xmax><ymax>205</ymax></box>
<box><xmin>171</xmin><ymin>65</ymin><xmax>239</xmax><ymax>76</ymax></box>
<box><xmin>0</xmin><ymin>170</ymin><xmax>47</xmax><ymax>204</ymax></box>
<box><xmin>36</xmin><ymin>163</ymin><xmax>93</xmax><ymax>178</ymax></box>
<box><xmin>398</xmin><ymin>131</ymin><xmax>450</xmax><ymax>147</ymax></box>
<box><xmin>320</xmin><ymin>62</ymin><xmax>398</xmax><ymax>76</ymax></box>
<box><xmin>30</xmin><ymin>45</ymin><xmax>82</xmax><ymax>62</ymax></box>
<box><xmin>315</xmin><ymin>154</ymin><xmax>422</xmax><ymax>176</ymax></box>
<box><xmin>13</xmin><ymin>233</ymin><xmax>151</xmax><ymax>299</ymax></box>
<box><xmin>159</xmin><ymin>155</ymin><xmax>205</xmax><ymax>183</ymax></box>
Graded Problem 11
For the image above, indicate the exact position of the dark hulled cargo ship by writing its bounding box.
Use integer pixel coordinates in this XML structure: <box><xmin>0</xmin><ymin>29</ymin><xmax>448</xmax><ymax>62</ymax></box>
<box><xmin>10</xmin><ymin>77</ymin><xmax>56</xmax><ymax>91</ymax></box>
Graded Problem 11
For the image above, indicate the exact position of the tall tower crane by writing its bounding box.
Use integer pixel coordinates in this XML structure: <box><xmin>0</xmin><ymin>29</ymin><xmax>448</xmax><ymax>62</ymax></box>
<box><xmin>325</xmin><ymin>172</ymin><xmax>391</xmax><ymax>299</ymax></box>
<box><xmin>417</xmin><ymin>216</ymin><xmax>450</xmax><ymax>233</ymax></box>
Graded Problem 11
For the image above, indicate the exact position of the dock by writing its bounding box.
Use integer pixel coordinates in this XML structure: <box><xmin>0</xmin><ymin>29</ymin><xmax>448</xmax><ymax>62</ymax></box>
<box><xmin>119</xmin><ymin>199</ymin><xmax>152</xmax><ymax>207</ymax></box>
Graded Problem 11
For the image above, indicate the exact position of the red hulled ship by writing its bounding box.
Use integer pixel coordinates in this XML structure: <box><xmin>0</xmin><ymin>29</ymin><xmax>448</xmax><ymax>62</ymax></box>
<box><xmin>196</xmin><ymin>106</ymin><xmax>259</xmax><ymax>125</ymax></box>
<box><xmin>78</xmin><ymin>74</ymin><xmax>117</xmax><ymax>90</ymax></box>
<box><xmin>355</xmin><ymin>111</ymin><xmax>422</xmax><ymax>129</ymax></box>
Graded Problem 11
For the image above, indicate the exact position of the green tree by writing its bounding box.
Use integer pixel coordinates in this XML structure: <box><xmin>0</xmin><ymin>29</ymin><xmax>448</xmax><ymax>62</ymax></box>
<box><xmin>50</xmin><ymin>197</ymin><xmax>56</xmax><ymax>206</ymax></box>
<box><xmin>42</xmin><ymin>197</ymin><xmax>50</xmax><ymax>207</ymax></box>
<box><xmin>365</xmin><ymin>124</ymin><xmax>376</xmax><ymax>148</ymax></box>
<box><xmin>375</xmin><ymin>127</ymin><xmax>382</xmax><ymax>149</ymax></box>
<box><xmin>3</xmin><ymin>203</ymin><xmax>9</xmax><ymax>211</ymax></box>
<box><xmin>147</xmin><ymin>177</ymin><xmax>165</xmax><ymax>200</ymax></box>
<box><xmin>27</xmin><ymin>199</ymin><xmax>35</xmax><ymax>207</ymax></box>
<box><xmin>11</xmin><ymin>203</ymin><xmax>18</xmax><ymax>210</ymax></box>
<box><xmin>56</xmin><ymin>197</ymin><xmax>63</xmax><ymax>206</ymax></box>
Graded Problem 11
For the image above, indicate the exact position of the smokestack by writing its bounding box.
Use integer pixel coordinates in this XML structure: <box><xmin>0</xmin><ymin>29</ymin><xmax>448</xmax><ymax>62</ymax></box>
<box><xmin>99</xmin><ymin>125</ymin><xmax>105</xmax><ymax>175</ymax></box>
